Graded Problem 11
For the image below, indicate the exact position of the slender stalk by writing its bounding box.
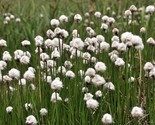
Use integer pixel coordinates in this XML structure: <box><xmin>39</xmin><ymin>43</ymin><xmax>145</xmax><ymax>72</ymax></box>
<box><xmin>38</xmin><ymin>46</ymin><xmax>42</xmax><ymax>106</ymax></box>
<box><xmin>138</xmin><ymin>50</ymin><xmax>142</xmax><ymax>104</ymax></box>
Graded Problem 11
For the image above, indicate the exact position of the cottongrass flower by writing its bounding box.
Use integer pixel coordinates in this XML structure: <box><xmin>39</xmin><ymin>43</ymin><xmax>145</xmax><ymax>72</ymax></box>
<box><xmin>96</xmin><ymin>35</ymin><xmax>105</xmax><ymax>43</ymax></box>
<box><xmin>78</xmin><ymin>69</ymin><xmax>85</xmax><ymax>78</ymax></box>
<box><xmin>146</xmin><ymin>5</ymin><xmax>155</xmax><ymax>14</ymax></box>
<box><xmin>74</xmin><ymin>14</ymin><xmax>82</xmax><ymax>22</ymax></box>
<box><xmin>95</xmin><ymin>90</ymin><xmax>102</xmax><ymax>98</ymax></box>
<box><xmin>20</xmin><ymin>55</ymin><xmax>30</xmax><ymax>64</ymax></box>
<box><xmin>18</xmin><ymin>78</ymin><xmax>26</xmax><ymax>85</ymax></box>
<box><xmin>47</xmin><ymin>60</ymin><xmax>56</xmax><ymax>68</ymax></box>
<box><xmin>35</xmin><ymin>47</ymin><xmax>43</xmax><ymax>53</ymax></box>
<box><xmin>86</xmin><ymin>98</ymin><xmax>99</xmax><ymax>110</ymax></box>
<box><xmin>40</xmin><ymin>108</ymin><xmax>48</xmax><ymax>116</ymax></box>
<box><xmin>91</xmin><ymin>57</ymin><xmax>97</xmax><ymax>63</ymax></box>
<box><xmin>14</xmin><ymin>49</ymin><xmax>24</xmax><ymax>60</ymax></box>
<box><xmin>46</xmin><ymin>29</ymin><xmax>55</xmax><ymax>38</ymax></box>
<box><xmin>100</xmin><ymin>41</ymin><xmax>110</xmax><ymax>51</ymax></box>
<box><xmin>140</xmin><ymin>27</ymin><xmax>146</xmax><ymax>34</ymax></box>
<box><xmin>70</xmin><ymin>48</ymin><xmax>81</xmax><ymax>57</ymax></box>
<box><xmin>112</xmin><ymin>35</ymin><xmax>120</xmax><ymax>42</ymax></box>
<box><xmin>25</xmin><ymin>103</ymin><xmax>33</xmax><ymax>111</ymax></box>
<box><xmin>51</xmin><ymin>77</ymin><xmax>63</xmax><ymax>91</ymax></box>
<box><xmin>64</xmin><ymin>60</ymin><xmax>73</xmax><ymax>69</ymax></box>
<box><xmin>3</xmin><ymin>75</ymin><xmax>12</xmax><ymax>83</ymax></box>
<box><xmin>112</xmin><ymin>28</ymin><xmax>119</xmax><ymax>35</ymax></box>
<box><xmin>128</xmin><ymin>77</ymin><xmax>135</xmax><ymax>83</ymax></box>
<box><xmin>94</xmin><ymin>11</ymin><xmax>101</xmax><ymax>18</ymax></box>
<box><xmin>23</xmin><ymin>69</ymin><xmax>35</xmax><ymax>81</ymax></box>
<box><xmin>46</xmin><ymin>76</ymin><xmax>52</xmax><ymax>84</ymax></box>
<box><xmin>57</xmin><ymin>66</ymin><xmax>66</xmax><ymax>75</ymax></box>
<box><xmin>9</xmin><ymin>86</ymin><xmax>16</xmax><ymax>92</ymax></box>
<box><xmin>3</xmin><ymin>20</ymin><xmax>8</xmax><ymax>24</ymax></box>
<box><xmin>110</xmin><ymin>53</ymin><xmax>119</xmax><ymax>62</ymax></box>
<box><xmin>21</xmin><ymin>40</ymin><xmax>31</xmax><ymax>47</ymax></box>
<box><xmin>132</xmin><ymin>35</ymin><xmax>144</xmax><ymax>50</ymax></box>
<box><xmin>108</xmin><ymin>17</ymin><xmax>115</xmax><ymax>25</ymax></box>
<box><xmin>70</xmin><ymin>38</ymin><xmax>84</xmax><ymax>50</ymax></box>
<box><xmin>95</xmin><ymin>62</ymin><xmax>106</xmax><ymax>72</ymax></box>
<box><xmin>34</xmin><ymin>35</ymin><xmax>43</xmax><ymax>47</ymax></box>
<box><xmin>111</xmin><ymin>41</ymin><xmax>119</xmax><ymax>49</ymax></box>
<box><xmin>101</xmin><ymin>23</ymin><xmax>108</xmax><ymax>31</ymax></box>
<box><xmin>87</xmin><ymin>45</ymin><xmax>96</xmax><ymax>53</ymax></box>
<box><xmin>40</xmin><ymin>53</ymin><xmax>49</xmax><ymax>61</ymax></box>
<box><xmin>117</xmin><ymin>42</ymin><xmax>127</xmax><ymax>52</ymax></box>
<box><xmin>8</xmin><ymin>68</ymin><xmax>20</xmax><ymax>80</ymax></box>
<box><xmin>63</xmin><ymin>44</ymin><xmax>70</xmax><ymax>51</ymax></box>
<box><xmin>85</xmin><ymin>12</ymin><xmax>89</xmax><ymax>17</ymax></box>
<box><xmin>59</xmin><ymin>15</ymin><xmax>68</xmax><ymax>23</ymax></box>
<box><xmin>24</xmin><ymin>51</ymin><xmax>31</xmax><ymax>58</ymax></box>
<box><xmin>5</xmin><ymin>16</ymin><xmax>10</xmax><ymax>22</ymax></box>
<box><xmin>50</xmin><ymin>19</ymin><xmax>60</xmax><ymax>27</ymax></box>
<box><xmin>85</xmin><ymin>68</ymin><xmax>96</xmax><ymax>77</ymax></box>
<box><xmin>147</xmin><ymin>37</ymin><xmax>155</xmax><ymax>45</ymax></box>
<box><xmin>102</xmin><ymin>15</ymin><xmax>109</xmax><ymax>23</ymax></box>
<box><xmin>28</xmin><ymin>67</ymin><xmax>36</xmax><ymax>73</ymax></box>
<box><xmin>65</xmin><ymin>70</ymin><xmax>75</xmax><ymax>79</ymax></box>
<box><xmin>15</xmin><ymin>18</ymin><xmax>21</xmax><ymax>23</ymax></box>
<box><xmin>121</xmin><ymin>32</ymin><xmax>133</xmax><ymax>43</ymax></box>
<box><xmin>101</xmin><ymin>113</ymin><xmax>113</xmax><ymax>124</ymax></box>
<box><xmin>129</xmin><ymin>5</ymin><xmax>137</xmax><ymax>12</ymax></box>
<box><xmin>84</xmin><ymin>93</ymin><xmax>93</xmax><ymax>101</ymax></box>
<box><xmin>2</xmin><ymin>51</ymin><xmax>12</xmax><ymax>61</ymax></box>
<box><xmin>30</xmin><ymin>84</ymin><xmax>36</xmax><ymax>90</ymax></box>
<box><xmin>144</xmin><ymin>62</ymin><xmax>154</xmax><ymax>72</ymax></box>
<box><xmin>51</xmin><ymin>92</ymin><xmax>62</xmax><ymax>103</ymax></box>
<box><xmin>104</xmin><ymin>82</ymin><xmax>115</xmax><ymax>90</ymax></box>
<box><xmin>25</xmin><ymin>115</ymin><xmax>37</xmax><ymax>125</ymax></box>
<box><xmin>72</xmin><ymin>29</ymin><xmax>79</xmax><ymax>38</ymax></box>
<box><xmin>124</xmin><ymin>10</ymin><xmax>132</xmax><ymax>17</ymax></box>
<box><xmin>82</xmin><ymin>87</ymin><xmax>89</xmax><ymax>93</ymax></box>
<box><xmin>56</xmin><ymin>29</ymin><xmax>69</xmax><ymax>38</ymax></box>
<box><xmin>114</xmin><ymin>58</ymin><xmax>125</xmax><ymax>67</ymax></box>
<box><xmin>0</xmin><ymin>60</ymin><xmax>7</xmax><ymax>70</ymax></box>
<box><xmin>64</xmin><ymin>98</ymin><xmax>69</xmax><ymax>103</ymax></box>
<box><xmin>0</xmin><ymin>39</ymin><xmax>7</xmax><ymax>47</ymax></box>
<box><xmin>82</xmin><ymin>52</ymin><xmax>91</xmax><ymax>61</ymax></box>
<box><xmin>92</xmin><ymin>74</ymin><xmax>105</xmax><ymax>87</ymax></box>
<box><xmin>84</xmin><ymin>75</ymin><xmax>91</xmax><ymax>84</ymax></box>
<box><xmin>6</xmin><ymin>106</ymin><xmax>13</xmax><ymax>113</ymax></box>
<box><xmin>51</xmin><ymin>48</ymin><xmax>60</xmax><ymax>59</ymax></box>
<box><xmin>131</xmin><ymin>106</ymin><xmax>144</xmax><ymax>118</ymax></box>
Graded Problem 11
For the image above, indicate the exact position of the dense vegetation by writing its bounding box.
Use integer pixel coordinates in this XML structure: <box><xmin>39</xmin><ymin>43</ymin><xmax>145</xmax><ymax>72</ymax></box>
<box><xmin>0</xmin><ymin>0</ymin><xmax>155</xmax><ymax>124</ymax></box>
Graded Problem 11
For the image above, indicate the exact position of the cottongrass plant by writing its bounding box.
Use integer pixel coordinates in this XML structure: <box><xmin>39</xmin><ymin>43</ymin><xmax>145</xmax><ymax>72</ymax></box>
<box><xmin>0</xmin><ymin>2</ymin><xmax>155</xmax><ymax>125</ymax></box>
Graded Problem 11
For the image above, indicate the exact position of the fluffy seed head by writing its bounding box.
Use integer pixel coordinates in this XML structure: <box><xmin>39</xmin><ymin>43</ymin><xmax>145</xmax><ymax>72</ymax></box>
<box><xmin>101</xmin><ymin>113</ymin><xmax>113</xmax><ymax>124</ymax></box>
<box><xmin>86</xmin><ymin>98</ymin><xmax>99</xmax><ymax>110</ymax></box>
<box><xmin>131</xmin><ymin>106</ymin><xmax>144</xmax><ymax>118</ymax></box>
<box><xmin>25</xmin><ymin>115</ymin><xmax>37</xmax><ymax>125</ymax></box>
